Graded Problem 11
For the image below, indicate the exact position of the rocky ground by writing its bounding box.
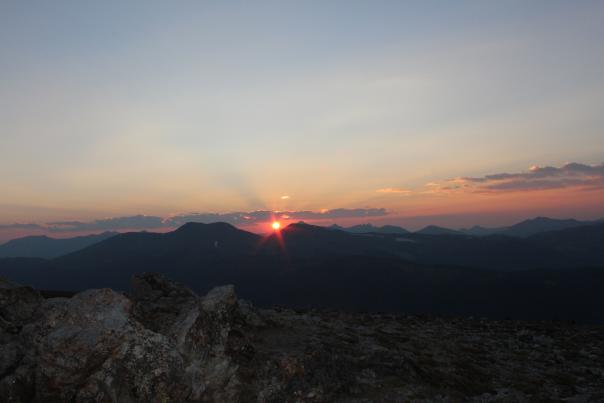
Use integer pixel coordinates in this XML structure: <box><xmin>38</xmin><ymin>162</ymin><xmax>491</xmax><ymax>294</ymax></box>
<box><xmin>1</xmin><ymin>273</ymin><xmax>603</xmax><ymax>402</ymax></box>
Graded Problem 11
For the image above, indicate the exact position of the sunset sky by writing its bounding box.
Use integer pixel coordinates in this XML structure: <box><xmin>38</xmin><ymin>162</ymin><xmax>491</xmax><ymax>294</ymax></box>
<box><xmin>1</xmin><ymin>1</ymin><xmax>603</xmax><ymax>240</ymax></box>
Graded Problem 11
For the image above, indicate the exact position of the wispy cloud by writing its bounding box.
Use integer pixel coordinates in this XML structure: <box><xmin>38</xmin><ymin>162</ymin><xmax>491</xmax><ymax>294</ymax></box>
<box><xmin>453</xmin><ymin>162</ymin><xmax>604</xmax><ymax>193</ymax></box>
<box><xmin>167</xmin><ymin>208</ymin><xmax>388</xmax><ymax>227</ymax></box>
<box><xmin>379</xmin><ymin>162</ymin><xmax>604</xmax><ymax>196</ymax></box>
<box><xmin>288</xmin><ymin>208</ymin><xmax>387</xmax><ymax>219</ymax></box>
<box><xmin>47</xmin><ymin>215</ymin><xmax>166</xmax><ymax>232</ymax></box>
<box><xmin>0</xmin><ymin>223</ymin><xmax>45</xmax><ymax>230</ymax></box>
<box><xmin>376</xmin><ymin>188</ymin><xmax>412</xmax><ymax>195</ymax></box>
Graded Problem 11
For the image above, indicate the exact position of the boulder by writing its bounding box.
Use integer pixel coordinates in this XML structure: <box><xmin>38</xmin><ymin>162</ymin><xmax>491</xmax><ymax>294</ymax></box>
<box><xmin>131</xmin><ymin>272</ymin><xmax>199</xmax><ymax>343</ymax></box>
<box><xmin>0</xmin><ymin>274</ymin><xmax>248</xmax><ymax>402</ymax></box>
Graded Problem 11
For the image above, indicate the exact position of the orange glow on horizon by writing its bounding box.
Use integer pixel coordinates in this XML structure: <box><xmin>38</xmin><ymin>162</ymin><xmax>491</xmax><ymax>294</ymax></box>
<box><xmin>271</xmin><ymin>221</ymin><xmax>281</xmax><ymax>230</ymax></box>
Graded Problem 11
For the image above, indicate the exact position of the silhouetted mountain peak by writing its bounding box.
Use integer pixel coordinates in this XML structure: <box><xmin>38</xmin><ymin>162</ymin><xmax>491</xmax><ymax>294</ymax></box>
<box><xmin>174</xmin><ymin>221</ymin><xmax>239</xmax><ymax>235</ymax></box>
<box><xmin>533</xmin><ymin>216</ymin><xmax>573</xmax><ymax>223</ymax></box>
<box><xmin>284</xmin><ymin>222</ymin><xmax>328</xmax><ymax>233</ymax></box>
<box><xmin>0</xmin><ymin>232</ymin><xmax>118</xmax><ymax>259</ymax></box>
<box><xmin>348</xmin><ymin>224</ymin><xmax>377</xmax><ymax>232</ymax></box>
<box><xmin>501</xmin><ymin>217</ymin><xmax>585</xmax><ymax>237</ymax></box>
<box><xmin>3</xmin><ymin>235</ymin><xmax>51</xmax><ymax>243</ymax></box>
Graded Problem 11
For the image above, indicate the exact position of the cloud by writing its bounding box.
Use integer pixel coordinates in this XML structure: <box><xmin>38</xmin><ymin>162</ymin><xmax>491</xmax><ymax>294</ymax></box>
<box><xmin>378</xmin><ymin>161</ymin><xmax>604</xmax><ymax>196</ymax></box>
<box><xmin>376</xmin><ymin>187</ymin><xmax>412</xmax><ymax>195</ymax></box>
<box><xmin>280</xmin><ymin>195</ymin><xmax>290</xmax><ymax>200</ymax></box>
<box><xmin>167</xmin><ymin>208</ymin><xmax>388</xmax><ymax>226</ymax></box>
<box><xmin>47</xmin><ymin>215</ymin><xmax>166</xmax><ymax>232</ymax></box>
<box><xmin>6</xmin><ymin>208</ymin><xmax>388</xmax><ymax>233</ymax></box>
<box><xmin>287</xmin><ymin>208</ymin><xmax>388</xmax><ymax>219</ymax></box>
<box><xmin>0</xmin><ymin>223</ymin><xmax>45</xmax><ymax>230</ymax></box>
<box><xmin>454</xmin><ymin>162</ymin><xmax>604</xmax><ymax>192</ymax></box>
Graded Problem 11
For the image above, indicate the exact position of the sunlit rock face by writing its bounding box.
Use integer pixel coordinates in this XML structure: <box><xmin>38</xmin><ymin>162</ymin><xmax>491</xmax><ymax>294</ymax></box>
<box><xmin>1</xmin><ymin>273</ymin><xmax>603</xmax><ymax>402</ymax></box>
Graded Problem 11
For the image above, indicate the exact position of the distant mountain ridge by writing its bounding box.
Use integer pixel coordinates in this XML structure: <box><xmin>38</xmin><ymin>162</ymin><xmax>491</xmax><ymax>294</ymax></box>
<box><xmin>2</xmin><ymin>217</ymin><xmax>602</xmax><ymax>265</ymax></box>
<box><xmin>1</xmin><ymin>220</ymin><xmax>603</xmax><ymax>275</ymax></box>
<box><xmin>1</xmin><ymin>221</ymin><xmax>603</xmax><ymax>323</ymax></box>
<box><xmin>459</xmin><ymin>216</ymin><xmax>602</xmax><ymax>237</ymax></box>
<box><xmin>334</xmin><ymin>216</ymin><xmax>603</xmax><ymax>238</ymax></box>
<box><xmin>498</xmin><ymin>217</ymin><xmax>590</xmax><ymax>237</ymax></box>
<box><xmin>329</xmin><ymin>223</ymin><xmax>409</xmax><ymax>234</ymax></box>
<box><xmin>1</xmin><ymin>216</ymin><xmax>600</xmax><ymax>259</ymax></box>
<box><xmin>0</xmin><ymin>232</ymin><xmax>117</xmax><ymax>259</ymax></box>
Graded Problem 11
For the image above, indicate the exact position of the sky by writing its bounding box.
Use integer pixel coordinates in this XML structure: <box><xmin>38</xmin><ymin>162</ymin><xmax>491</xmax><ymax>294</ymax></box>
<box><xmin>1</xmin><ymin>1</ymin><xmax>603</xmax><ymax>240</ymax></box>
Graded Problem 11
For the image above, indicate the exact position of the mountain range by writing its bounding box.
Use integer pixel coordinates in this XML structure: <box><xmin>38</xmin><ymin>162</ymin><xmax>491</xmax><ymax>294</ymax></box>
<box><xmin>460</xmin><ymin>216</ymin><xmax>602</xmax><ymax>237</ymax></box>
<box><xmin>2</xmin><ymin>216</ymin><xmax>600</xmax><ymax>260</ymax></box>
<box><xmin>1</xmin><ymin>220</ymin><xmax>603</xmax><ymax>322</ymax></box>
<box><xmin>329</xmin><ymin>223</ymin><xmax>409</xmax><ymax>234</ymax></box>
<box><xmin>333</xmin><ymin>216</ymin><xmax>603</xmax><ymax>237</ymax></box>
<box><xmin>0</xmin><ymin>231</ymin><xmax>117</xmax><ymax>259</ymax></box>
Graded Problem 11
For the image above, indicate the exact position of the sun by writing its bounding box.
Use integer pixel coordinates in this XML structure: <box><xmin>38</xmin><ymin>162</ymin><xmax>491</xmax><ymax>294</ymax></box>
<box><xmin>271</xmin><ymin>221</ymin><xmax>281</xmax><ymax>230</ymax></box>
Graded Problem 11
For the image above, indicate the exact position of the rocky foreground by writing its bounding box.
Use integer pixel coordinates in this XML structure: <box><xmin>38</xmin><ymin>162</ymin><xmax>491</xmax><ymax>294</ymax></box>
<box><xmin>1</xmin><ymin>274</ymin><xmax>603</xmax><ymax>402</ymax></box>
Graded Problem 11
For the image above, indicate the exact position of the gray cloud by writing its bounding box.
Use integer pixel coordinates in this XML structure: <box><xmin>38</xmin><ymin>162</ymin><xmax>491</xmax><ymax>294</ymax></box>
<box><xmin>47</xmin><ymin>215</ymin><xmax>166</xmax><ymax>232</ymax></box>
<box><xmin>0</xmin><ymin>223</ymin><xmax>45</xmax><ymax>230</ymax></box>
<box><xmin>455</xmin><ymin>162</ymin><xmax>604</xmax><ymax>192</ymax></box>
<box><xmin>166</xmin><ymin>208</ymin><xmax>388</xmax><ymax>227</ymax></box>
<box><xmin>380</xmin><ymin>162</ymin><xmax>604</xmax><ymax>195</ymax></box>
<box><xmin>1</xmin><ymin>208</ymin><xmax>388</xmax><ymax>233</ymax></box>
<box><xmin>291</xmin><ymin>208</ymin><xmax>387</xmax><ymax>219</ymax></box>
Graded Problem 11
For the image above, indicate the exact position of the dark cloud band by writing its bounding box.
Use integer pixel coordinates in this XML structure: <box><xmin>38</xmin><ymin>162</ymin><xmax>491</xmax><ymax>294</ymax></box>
<box><xmin>0</xmin><ymin>223</ymin><xmax>45</xmax><ymax>230</ymax></box>
<box><xmin>1</xmin><ymin>208</ymin><xmax>388</xmax><ymax>233</ymax></box>
<box><xmin>457</xmin><ymin>162</ymin><xmax>604</xmax><ymax>192</ymax></box>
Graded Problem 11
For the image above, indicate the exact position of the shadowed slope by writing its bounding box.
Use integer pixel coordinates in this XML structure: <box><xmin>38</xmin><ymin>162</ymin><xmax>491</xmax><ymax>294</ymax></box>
<box><xmin>0</xmin><ymin>232</ymin><xmax>117</xmax><ymax>259</ymax></box>
<box><xmin>0</xmin><ymin>222</ymin><xmax>603</xmax><ymax>323</ymax></box>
